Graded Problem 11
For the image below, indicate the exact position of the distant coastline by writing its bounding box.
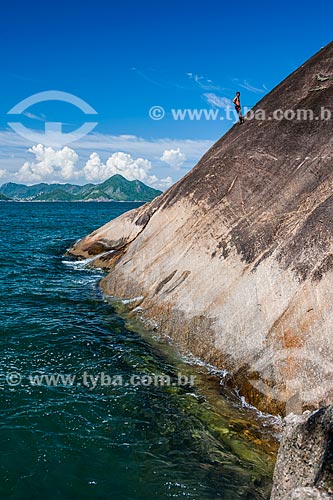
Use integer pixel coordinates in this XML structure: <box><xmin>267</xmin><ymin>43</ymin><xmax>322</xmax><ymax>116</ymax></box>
<box><xmin>0</xmin><ymin>199</ymin><xmax>146</xmax><ymax>203</ymax></box>
<box><xmin>0</xmin><ymin>174</ymin><xmax>162</xmax><ymax>203</ymax></box>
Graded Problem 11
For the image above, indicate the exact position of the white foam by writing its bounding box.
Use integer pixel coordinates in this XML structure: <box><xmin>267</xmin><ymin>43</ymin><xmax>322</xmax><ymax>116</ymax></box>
<box><xmin>182</xmin><ymin>352</ymin><xmax>282</xmax><ymax>434</ymax></box>
<box><xmin>182</xmin><ymin>353</ymin><xmax>228</xmax><ymax>379</ymax></box>
<box><xmin>62</xmin><ymin>250</ymin><xmax>114</xmax><ymax>270</ymax></box>
<box><xmin>121</xmin><ymin>296</ymin><xmax>144</xmax><ymax>305</ymax></box>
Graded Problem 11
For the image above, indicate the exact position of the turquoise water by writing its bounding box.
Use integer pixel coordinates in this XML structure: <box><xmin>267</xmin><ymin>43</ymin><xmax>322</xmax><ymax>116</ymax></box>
<box><xmin>0</xmin><ymin>202</ymin><xmax>277</xmax><ymax>500</ymax></box>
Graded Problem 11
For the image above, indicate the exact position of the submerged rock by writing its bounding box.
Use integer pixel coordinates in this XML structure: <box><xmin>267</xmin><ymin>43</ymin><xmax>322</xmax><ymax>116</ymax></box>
<box><xmin>70</xmin><ymin>42</ymin><xmax>333</xmax><ymax>415</ymax></box>
<box><xmin>271</xmin><ymin>407</ymin><xmax>333</xmax><ymax>499</ymax></box>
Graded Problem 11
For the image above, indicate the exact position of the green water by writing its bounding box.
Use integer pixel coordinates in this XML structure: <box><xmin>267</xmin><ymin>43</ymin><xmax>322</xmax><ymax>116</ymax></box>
<box><xmin>0</xmin><ymin>202</ymin><xmax>278</xmax><ymax>499</ymax></box>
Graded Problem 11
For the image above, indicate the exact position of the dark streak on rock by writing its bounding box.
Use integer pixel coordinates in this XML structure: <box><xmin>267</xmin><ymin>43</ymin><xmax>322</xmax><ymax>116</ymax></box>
<box><xmin>154</xmin><ymin>270</ymin><xmax>177</xmax><ymax>295</ymax></box>
<box><xmin>164</xmin><ymin>271</ymin><xmax>191</xmax><ymax>294</ymax></box>
<box><xmin>86</xmin><ymin>240</ymin><xmax>112</xmax><ymax>256</ymax></box>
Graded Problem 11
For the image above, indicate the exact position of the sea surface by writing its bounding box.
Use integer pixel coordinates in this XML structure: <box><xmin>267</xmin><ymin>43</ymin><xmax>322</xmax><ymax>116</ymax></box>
<box><xmin>0</xmin><ymin>202</ymin><xmax>278</xmax><ymax>500</ymax></box>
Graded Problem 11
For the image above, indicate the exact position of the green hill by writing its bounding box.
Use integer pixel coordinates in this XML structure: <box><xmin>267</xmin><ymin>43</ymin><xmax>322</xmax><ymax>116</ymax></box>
<box><xmin>0</xmin><ymin>182</ymin><xmax>81</xmax><ymax>200</ymax></box>
<box><xmin>0</xmin><ymin>175</ymin><xmax>162</xmax><ymax>202</ymax></box>
<box><xmin>75</xmin><ymin>175</ymin><xmax>162</xmax><ymax>202</ymax></box>
<box><xmin>33</xmin><ymin>188</ymin><xmax>79</xmax><ymax>202</ymax></box>
<box><xmin>0</xmin><ymin>192</ymin><xmax>11</xmax><ymax>201</ymax></box>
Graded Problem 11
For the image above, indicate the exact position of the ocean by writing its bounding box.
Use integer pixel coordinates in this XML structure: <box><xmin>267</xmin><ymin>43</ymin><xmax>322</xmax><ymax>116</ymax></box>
<box><xmin>0</xmin><ymin>202</ymin><xmax>277</xmax><ymax>500</ymax></box>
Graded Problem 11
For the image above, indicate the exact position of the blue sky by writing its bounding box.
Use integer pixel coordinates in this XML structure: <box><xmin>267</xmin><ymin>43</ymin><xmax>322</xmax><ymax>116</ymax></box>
<box><xmin>0</xmin><ymin>0</ymin><xmax>332</xmax><ymax>188</ymax></box>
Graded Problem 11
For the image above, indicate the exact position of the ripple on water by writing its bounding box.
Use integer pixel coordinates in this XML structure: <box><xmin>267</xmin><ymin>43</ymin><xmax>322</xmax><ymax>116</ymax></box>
<box><xmin>0</xmin><ymin>202</ymin><xmax>277</xmax><ymax>500</ymax></box>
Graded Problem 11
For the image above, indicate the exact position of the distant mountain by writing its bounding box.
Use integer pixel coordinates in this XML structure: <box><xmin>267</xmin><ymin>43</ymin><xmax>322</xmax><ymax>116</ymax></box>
<box><xmin>0</xmin><ymin>192</ymin><xmax>11</xmax><ymax>201</ymax></box>
<box><xmin>0</xmin><ymin>175</ymin><xmax>162</xmax><ymax>202</ymax></box>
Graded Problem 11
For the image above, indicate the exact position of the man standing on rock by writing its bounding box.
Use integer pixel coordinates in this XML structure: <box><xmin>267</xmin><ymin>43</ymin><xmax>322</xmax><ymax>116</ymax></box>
<box><xmin>233</xmin><ymin>91</ymin><xmax>245</xmax><ymax>123</ymax></box>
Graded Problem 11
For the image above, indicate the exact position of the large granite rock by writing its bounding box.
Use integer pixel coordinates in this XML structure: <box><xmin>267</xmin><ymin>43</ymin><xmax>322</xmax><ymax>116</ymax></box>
<box><xmin>271</xmin><ymin>407</ymin><xmax>333</xmax><ymax>499</ymax></box>
<box><xmin>69</xmin><ymin>42</ymin><xmax>333</xmax><ymax>415</ymax></box>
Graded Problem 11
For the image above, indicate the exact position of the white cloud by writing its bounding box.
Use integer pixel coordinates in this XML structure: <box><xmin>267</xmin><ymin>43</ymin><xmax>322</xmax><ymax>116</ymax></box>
<box><xmin>186</xmin><ymin>73</ymin><xmax>222</xmax><ymax>91</ymax></box>
<box><xmin>16</xmin><ymin>146</ymin><xmax>171</xmax><ymax>188</ymax></box>
<box><xmin>107</xmin><ymin>152</ymin><xmax>152</xmax><ymax>182</ymax></box>
<box><xmin>81</xmin><ymin>152</ymin><xmax>103</xmax><ymax>182</ymax></box>
<box><xmin>0</xmin><ymin>131</ymin><xmax>213</xmax><ymax>188</ymax></box>
<box><xmin>239</xmin><ymin>81</ymin><xmax>265</xmax><ymax>94</ymax></box>
<box><xmin>0</xmin><ymin>130</ymin><xmax>212</xmax><ymax>170</ymax></box>
<box><xmin>23</xmin><ymin>111</ymin><xmax>46</xmax><ymax>122</ymax></box>
<box><xmin>203</xmin><ymin>93</ymin><xmax>232</xmax><ymax>110</ymax></box>
<box><xmin>83</xmin><ymin>151</ymin><xmax>173</xmax><ymax>190</ymax></box>
<box><xmin>233</xmin><ymin>79</ymin><xmax>266</xmax><ymax>94</ymax></box>
<box><xmin>14</xmin><ymin>145</ymin><xmax>174</xmax><ymax>190</ymax></box>
<box><xmin>16</xmin><ymin>144</ymin><xmax>79</xmax><ymax>183</ymax></box>
<box><xmin>70</xmin><ymin>134</ymin><xmax>212</xmax><ymax>163</ymax></box>
<box><xmin>0</xmin><ymin>169</ymin><xmax>5</xmax><ymax>178</ymax></box>
<box><xmin>147</xmin><ymin>175</ymin><xmax>173</xmax><ymax>190</ymax></box>
<box><xmin>83</xmin><ymin>151</ymin><xmax>152</xmax><ymax>182</ymax></box>
<box><xmin>160</xmin><ymin>148</ymin><xmax>186</xmax><ymax>169</ymax></box>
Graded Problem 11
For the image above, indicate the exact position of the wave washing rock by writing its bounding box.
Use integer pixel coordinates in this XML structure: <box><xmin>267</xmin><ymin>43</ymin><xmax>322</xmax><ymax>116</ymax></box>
<box><xmin>69</xmin><ymin>42</ymin><xmax>333</xmax><ymax>415</ymax></box>
<box><xmin>271</xmin><ymin>407</ymin><xmax>333</xmax><ymax>499</ymax></box>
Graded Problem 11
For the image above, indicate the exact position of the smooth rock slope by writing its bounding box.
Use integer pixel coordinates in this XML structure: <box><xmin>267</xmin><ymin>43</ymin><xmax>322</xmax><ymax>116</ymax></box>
<box><xmin>70</xmin><ymin>42</ymin><xmax>333</xmax><ymax>414</ymax></box>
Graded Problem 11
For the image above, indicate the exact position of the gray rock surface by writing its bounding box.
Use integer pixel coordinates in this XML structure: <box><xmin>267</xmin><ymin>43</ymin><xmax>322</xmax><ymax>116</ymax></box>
<box><xmin>69</xmin><ymin>42</ymin><xmax>333</xmax><ymax>415</ymax></box>
<box><xmin>271</xmin><ymin>407</ymin><xmax>333</xmax><ymax>499</ymax></box>
<box><xmin>284</xmin><ymin>488</ymin><xmax>331</xmax><ymax>499</ymax></box>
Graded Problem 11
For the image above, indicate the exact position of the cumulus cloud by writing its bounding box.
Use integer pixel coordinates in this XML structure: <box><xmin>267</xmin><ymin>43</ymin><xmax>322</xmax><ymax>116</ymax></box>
<box><xmin>17</xmin><ymin>144</ymin><xmax>79</xmax><ymax>183</ymax></box>
<box><xmin>0</xmin><ymin>169</ymin><xmax>5</xmax><ymax>178</ymax></box>
<box><xmin>11</xmin><ymin>139</ymin><xmax>182</xmax><ymax>190</ymax></box>
<box><xmin>83</xmin><ymin>151</ymin><xmax>173</xmax><ymax>190</ymax></box>
<box><xmin>203</xmin><ymin>93</ymin><xmax>233</xmax><ymax>110</ymax></box>
<box><xmin>83</xmin><ymin>151</ymin><xmax>152</xmax><ymax>182</ymax></box>
<box><xmin>147</xmin><ymin>175</ymin><xmax>173</xmax><ymax>190</ymax></box>
<box><xmin>160</xmin><ymin>148</ymin><xmax>186</xmax><ymax>169</ymax></box>
<box><xmin>1</xmin><ymin>130</ymin><xmax>212</xmax><ymax>178</ymax></box>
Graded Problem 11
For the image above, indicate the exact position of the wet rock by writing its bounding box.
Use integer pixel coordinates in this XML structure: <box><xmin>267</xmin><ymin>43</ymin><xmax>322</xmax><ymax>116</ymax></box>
<box><xmin>271</xmin><ymin>407</ymin><xmax>333</xmax><ymax>499</ymax></box>
<box><xmin>285</xmin><ymin>488</ymin><xmax>331</xmax><ymax>499</ymax></box>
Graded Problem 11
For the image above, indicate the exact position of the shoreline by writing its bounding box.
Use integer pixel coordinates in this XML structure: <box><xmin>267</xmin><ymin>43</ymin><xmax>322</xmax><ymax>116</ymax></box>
<box><xmin>111</xmin><ymin>288</ymin><xmax>283</xmax><ymax>429</ymax></box>
<box><xmin>67</xmin><ymin>251</ymin><xmax>282</xmax><ymax>442</ymax></box>
<box><xmin>0</xmin><ymin>200</ymin><xmax>147</xmax><ymax>203</ymax></box>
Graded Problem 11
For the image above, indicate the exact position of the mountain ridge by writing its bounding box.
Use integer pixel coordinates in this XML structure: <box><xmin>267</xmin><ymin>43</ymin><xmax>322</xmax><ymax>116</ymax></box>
<box><xmin>0</xmin><ymin>174</ymin><xmax>162</xmax><ymax>202</ymax></box>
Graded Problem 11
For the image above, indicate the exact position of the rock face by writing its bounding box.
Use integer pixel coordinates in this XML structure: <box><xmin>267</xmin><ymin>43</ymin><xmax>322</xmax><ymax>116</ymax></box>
<box><xmin>271</xmin><ymin>407</ymin><xmax>333</xmax><ymax>499</ymax></box>
<box><xmin>70</xmin><ymin>42</ymin><xmax>333</xmax><ymax>414</ymax></box>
